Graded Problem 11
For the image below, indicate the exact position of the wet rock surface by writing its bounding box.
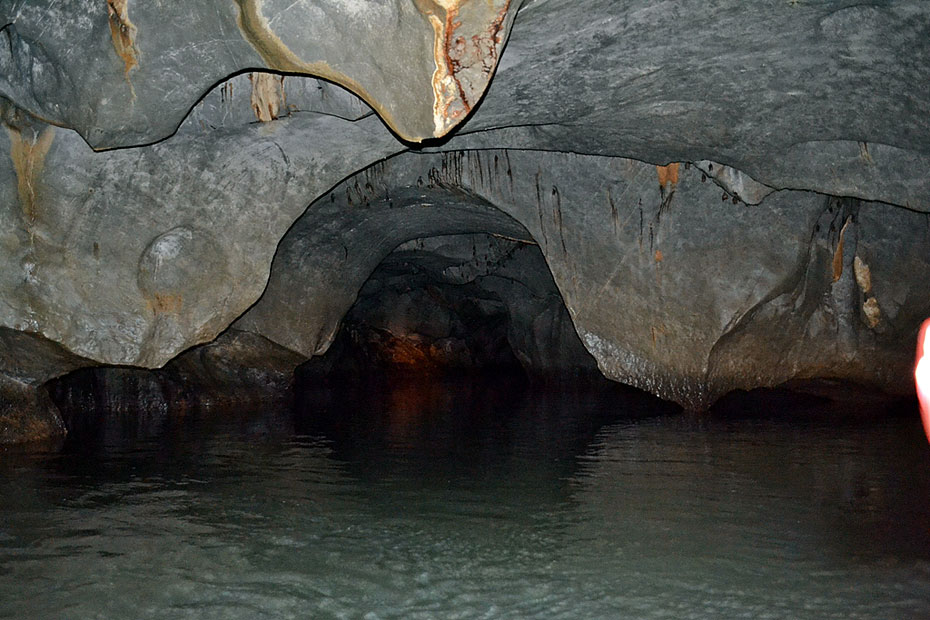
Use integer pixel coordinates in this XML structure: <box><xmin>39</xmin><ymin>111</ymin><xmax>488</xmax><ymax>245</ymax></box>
<box><xmin>46</xmin><ymin>329</ymin><xmax>305</xmax><ymax>439</ymax></box>
<box><xmin>1</xmin><ymin>1</ymin><xmax>929</xmax><ymax>441</ymax></box>
<box><xmin>0</xmin><ymin>328</ymin><xmax>87</xmax><ymax>445</ymax></box>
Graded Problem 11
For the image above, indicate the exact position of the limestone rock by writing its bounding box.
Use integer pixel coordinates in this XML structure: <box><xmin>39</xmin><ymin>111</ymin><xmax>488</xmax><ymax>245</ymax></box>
<box><xmin>446</xmin><ymin>0</ymin><xmax>930</xmax><ymax>210</ymax></box>
<box><xmin>693</xmin><ymin>161</ymin><xmax>775</xmax><ymax>206</ymax></box>
<box><xmin>0</xmin><ymin>0</ymin><xmax>518</xmax><ymax>147</ymax></box>
<box><xmin>1</xmin><ymin>0</ymin><xmax>929</xmax><ymax>440</ymax></box>
<box><xmin>0</xmin><ymin>375</ymin><xmax>65</xmax><ymax>446</ymax></box>
<box><xmin>48</xmin><ymin>328</ymin><xmax>306</xmax><ymax>432</ymax></box>
<box><xmin>0</xmin><ymin>103</ymin><xmax>401</xmax><ymax>368</ymax></box>
<box><xmin>240</xmin><ymin>150</ymin><xmax>930</xmax><ymax>408</ymax></box>
<box><xmin>317</xmin><ymin>233</ymin><xmax>596</xmax><ymax>377</ymax></box>
<box><xmin>0</xmin><ymin>328</ymin><xmax>87</xmax><ymax>445</ymax></box>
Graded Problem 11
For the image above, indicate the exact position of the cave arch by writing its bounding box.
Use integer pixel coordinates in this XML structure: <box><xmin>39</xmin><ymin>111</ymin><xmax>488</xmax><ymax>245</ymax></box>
<box><xmin>233</xmin><ymin>151</ymin><xmax>597</xmax><ymax>380</ymax></box>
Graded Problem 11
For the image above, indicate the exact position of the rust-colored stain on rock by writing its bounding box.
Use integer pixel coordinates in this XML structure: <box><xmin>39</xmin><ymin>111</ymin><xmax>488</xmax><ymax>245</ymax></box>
<box><xmin>650</xmin><ymin>324</ymin><xmax>666</xmax><ymax>348</ymax></box>
<box><xmin>655</xmin><ymin>163</ymin><xmax>680</xmax><ymax>191</ymax></box>
<box><xmin>249</xmin><ymin>72</ymin><xmax>286</xmax><ymax>122</ymax></box>
<box><xmin>832</xmin><ymin>217</ymin><xmax>851</xmax><ymax>282</ymax></box>
<box><xmin>421</xmin><ymin>0</ymin><xmax>511</xmax><ymax>136</ymax></box>
<box><xmin>6</xmin><ymin>124</ymin><xmax>55</xmax><ymax>224</ymax></box>
<box><xmin>152</xmin><ymin>293</ymin><xmax>183</xmax><ymax>314</ymax></box>
<box><xmin>106</xmin><ymin>0</ymin><xmax>139</xmax><ymax>96</ymax></box>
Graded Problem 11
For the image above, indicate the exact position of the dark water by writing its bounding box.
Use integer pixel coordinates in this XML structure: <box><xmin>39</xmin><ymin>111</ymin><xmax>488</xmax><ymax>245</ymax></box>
<box><xmin>2</xmin><ymin>378</ymin><xmax>930</xmax><ymax>619</ymax></box>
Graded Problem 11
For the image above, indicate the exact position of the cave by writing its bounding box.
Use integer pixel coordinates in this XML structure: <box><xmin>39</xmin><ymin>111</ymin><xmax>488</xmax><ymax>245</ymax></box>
<box><xmin>3</xmin><ymin>1</ymin><xmax>930</xmax><ymax>617</ymax></box>
<box><xmin>301</xmin><ymin>232</ymin><xmax>599</xmax><ymax>380</ymax></box>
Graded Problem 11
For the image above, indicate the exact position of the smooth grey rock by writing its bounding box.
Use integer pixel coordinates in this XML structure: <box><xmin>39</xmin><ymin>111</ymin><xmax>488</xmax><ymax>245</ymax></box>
<box><xmin>1</xmin><ymin>0</ymin><xmax>929</xmax><ymax>441</ymax></box>
<box><xmin>446</xmin><ymin>0</ymin><xmax>930</xmax><ymax>210</ymax></box>
<box><xmin>1</xmin><ymin>0</ymin><xmax>518</xmax><ymax>146</ymax></box>
<box><xmin>241</xmin><ymin>150</ymin><xmax>930</xmax><ymax>408</ymax></box>
<box><xmin>0</xmin><ymin>104</ymin><xmax>401</xmax><ymax>367</ymax></box>
<box><xmin>694</xmin><ymin>161</ymin><xmax>774</xmax><ymax>206</ymax></box>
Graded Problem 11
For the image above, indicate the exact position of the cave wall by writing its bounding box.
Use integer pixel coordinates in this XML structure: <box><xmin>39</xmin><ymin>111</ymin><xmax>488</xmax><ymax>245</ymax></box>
<box><xmin>1</xmin><ymin>0</ymin><xmax>929</xmax><ymax>442</ymax></box>
<box><xmin>239</xmin><ymin>150</ymin><xmax>930</xmax><ymax>409</ymax></box>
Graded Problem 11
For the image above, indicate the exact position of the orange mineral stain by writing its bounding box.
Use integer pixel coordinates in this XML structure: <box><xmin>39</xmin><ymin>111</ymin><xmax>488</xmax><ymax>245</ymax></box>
<box><xmin>655</xmin><ymin>163</ymin><xmax>680</xmax><ymax>194</ymax></box>
<box><xmin>106</xmin><ymin>0</ymin><xmax>139</xmax><ymax>97</ymax></box>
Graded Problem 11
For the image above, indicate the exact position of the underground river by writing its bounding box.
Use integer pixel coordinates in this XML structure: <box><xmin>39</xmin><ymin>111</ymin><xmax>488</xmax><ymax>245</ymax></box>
<box><xmin>2</xmin><ymin>376</ymin><xmax>929</xmax><ymax>619</ymax></box>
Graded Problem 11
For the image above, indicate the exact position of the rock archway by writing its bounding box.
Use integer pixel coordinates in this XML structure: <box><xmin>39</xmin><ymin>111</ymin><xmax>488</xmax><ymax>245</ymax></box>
<box><xmin>3</xmin><ymin>1</ymin><xmax>930</xmax><ymax>443</ymax></box>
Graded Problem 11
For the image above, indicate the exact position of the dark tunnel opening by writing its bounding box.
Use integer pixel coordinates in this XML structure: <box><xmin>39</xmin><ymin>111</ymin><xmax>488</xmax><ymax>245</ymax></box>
<box><xmin>287</xmin><ymin>231</ymin><xmax>684</xmax><ymax>450</ymax></box>
<box><xmin>296</xmin><ymin>232</ymin><xmax>600</xmax><ymax>386</ymax></box>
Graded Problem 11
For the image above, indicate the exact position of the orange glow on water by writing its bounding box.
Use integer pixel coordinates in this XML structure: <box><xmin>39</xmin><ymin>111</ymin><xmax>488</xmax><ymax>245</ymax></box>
<box><xmin>917</xmin><ymin>318</ymin><xmax>930</xmax><ymax>444</ymax></box>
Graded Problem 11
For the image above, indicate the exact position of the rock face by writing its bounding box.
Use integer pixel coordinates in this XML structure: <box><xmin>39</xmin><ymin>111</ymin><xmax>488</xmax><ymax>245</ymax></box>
<box><xmin>241</xmin><ymin>150</ymin><xmax>929</xmax><ymax>408</ymax></box>
<box><xmin>0</xmin><ymin>328</ymin><xmax>85</xmax><ymax>444</ymax></box>
<box><xmin>1</xmin><ymin>0</ymin><xmax>517</xmax><ymax>146</ymax></box>
<box><xmin>46</xmin><ymin>328</ymin><xmax>306</xmax><ymax>439</ymax></box>
<box><xmin>1</xmin><ymin>1</ymin><xmax>929</xmax><ymax>442</ymax></box>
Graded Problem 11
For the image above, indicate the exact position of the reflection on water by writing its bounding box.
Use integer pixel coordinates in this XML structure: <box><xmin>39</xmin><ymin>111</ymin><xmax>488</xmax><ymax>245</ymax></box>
<box><xmin>2</xmin><ymin>377</ymin><xmax>930</xmax><ymax>619</ymax></box>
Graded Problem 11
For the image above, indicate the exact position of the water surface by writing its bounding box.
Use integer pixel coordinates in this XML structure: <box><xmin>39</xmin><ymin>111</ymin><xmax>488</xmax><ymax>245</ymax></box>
<box><xmin>2</xmin><ymin>379</ymin><xmax>929</xmax><ymax>619</ymax></box>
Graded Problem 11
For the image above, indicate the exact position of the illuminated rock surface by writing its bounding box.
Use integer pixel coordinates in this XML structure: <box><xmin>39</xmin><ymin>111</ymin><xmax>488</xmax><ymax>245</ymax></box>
<box><xmin>1</xmin><ymin>0</ymin><xmax>929</xmax><ymax>442</ymax></box>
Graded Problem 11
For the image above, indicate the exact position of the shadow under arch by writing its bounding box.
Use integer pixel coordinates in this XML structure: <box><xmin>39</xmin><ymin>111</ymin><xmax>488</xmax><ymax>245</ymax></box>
<box><xmin>232</xmin><ymin>148</ymin><xmax>599</xmax><ymax>382</ymax></box>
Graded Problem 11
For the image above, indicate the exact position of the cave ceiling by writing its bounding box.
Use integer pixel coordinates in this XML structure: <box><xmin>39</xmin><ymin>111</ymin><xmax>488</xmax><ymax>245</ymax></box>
<box><xmin>1</xmin><ymin>0</ymin><xmax>929</xmax><ymax>432</ymax></box>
